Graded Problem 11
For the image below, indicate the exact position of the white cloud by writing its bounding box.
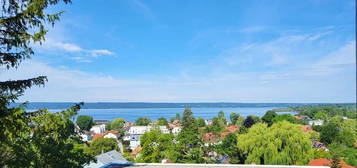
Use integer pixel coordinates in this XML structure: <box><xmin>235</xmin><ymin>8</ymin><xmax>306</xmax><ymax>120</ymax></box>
<box><xmin>0</xmin><ymin>55</ymin><xmax>354</xmax><ymax>103</ymax></box>
<box><xmin>90</xmin><ymin>49</ymin><xmax>114</xmax><ymax>57</ymax></box>
<box><xmin>37</xmin><ymin>38</ymin><xmax>115</xmax><ymax>63</ymax></box>
<box><xmin>41</xmin><ymin>38</ymin><xmax>82</xmax><ymax>52</ymax></box>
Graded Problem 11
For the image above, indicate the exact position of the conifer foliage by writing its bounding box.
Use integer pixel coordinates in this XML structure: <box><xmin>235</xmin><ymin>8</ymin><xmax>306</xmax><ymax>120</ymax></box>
<box><xmin>0</xmin><ymin>0</ymin><xmax>94</xmax><ymax>167</ymax></box>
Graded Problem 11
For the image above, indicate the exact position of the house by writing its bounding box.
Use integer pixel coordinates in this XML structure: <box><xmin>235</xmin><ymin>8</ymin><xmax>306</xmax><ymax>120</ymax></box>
<box><xmin>309</xmin><ymin>120</ymin><xmax>324</xmax><ymax>126</ymax></box>
<box><xmin>128</xmin><ymin>126</ymin><xmax>151</xmax><ymax>135</ymax></box>
<box><xmin>131</xmin><ymin>146</ymin><xmax>142</xmax><ymax>158</ymax></box>
<box><xmin>202</xmin><ymin>132</ymin><xmax>221</xmax><ymax>145</ymax></box>
<box><xmin>104</xmin><ymin>130</ymin><xmax>119</xmax><ymax>139</ymax></box>
<box><xmin>84</xmin><ymin>150</ymin><xmax>131</xmax><ymax>168</ymax></box>
<box><xmin>220</xmin><ymin>125</ymin><xmax>240</xmax><ymax>138</ymax></box>
<box><xmin>79</xmin><ymin>132</ymin><xmax>92</xmax><ymax>142</ymax></box>
<box><xmin>294</xmin><ymin>115</ymin><xmax>311</xmax><ymax>120</ymax></box>
<box><xmin>308</xmin><ymin>158</ymin><xmax>354</xmax><ymax>168</ymax></box>
<box><xmin>224</xmin><ymin>125</ymin><xmax>240</xmax><ymax>133</ymax></box>
<box><xmin>126</xmin><ymin>126</ymin><xmax>170</xmax><ymax>149</ymax></box>
<box><xmin>205</xmin><ymin>119</ymin><xmax>213</xmax><ymax>125</ymax></box>
<box><xmin>90</xmin><ymin>124</ymin><xmax>106</xmax><ymax>134</ymax></box>
<box><xmin>158</xmin><ymin>126</ymin><xmax>170</xmax><ymax>134</ymax></box>
<box><xmin>123</xmin><ymin>134</ymin><xmax>131</xmax><ymax>141</ymax></box>
<box><xmin>301</xmin><ymin>125</ymin><xmax>312</xmax><ymax>132</ymax></box>
<box><xmin>171</xmin><ymin>126</ymin><xmax>182</xmax><ymax>135</ymax></box>
<box><xmin>92</xmin><ymin>133</ymin><xmax>105</xmax><ymax>141</ymax></box>
<box><xmin>129</xmin><ymin>134</ymin><xmax>141</xmax><ymax>150</ymax></box>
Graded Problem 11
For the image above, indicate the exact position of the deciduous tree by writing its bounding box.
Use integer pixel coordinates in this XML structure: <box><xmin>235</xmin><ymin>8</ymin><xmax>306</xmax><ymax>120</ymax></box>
<box><xmin>76</xmin><ymin>115</ymin><xmax>94</xmax><ymax>131</ymax></box>
<box><xmin>237</xmin><ymin>121</ymin><xmax>313</xmax><ymax>165</ymax></box>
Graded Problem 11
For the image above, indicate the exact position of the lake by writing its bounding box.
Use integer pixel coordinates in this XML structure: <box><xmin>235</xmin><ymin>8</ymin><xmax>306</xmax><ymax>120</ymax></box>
<box><xmin>46</xmin><ymin>107</ymin><xmax>279</xmax><ymax>122</ymax></box>
<box><xmin>13</xmin><ymin>102</ymin><xmax>306</xmax><ymax>122</ymax></box>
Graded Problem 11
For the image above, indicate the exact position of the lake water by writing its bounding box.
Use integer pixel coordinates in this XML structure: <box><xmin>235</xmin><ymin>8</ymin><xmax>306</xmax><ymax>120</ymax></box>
<box><xmin>48</xmin><ymin>107</ymin><xmax>279</xmax><ymax>122</ymax></box>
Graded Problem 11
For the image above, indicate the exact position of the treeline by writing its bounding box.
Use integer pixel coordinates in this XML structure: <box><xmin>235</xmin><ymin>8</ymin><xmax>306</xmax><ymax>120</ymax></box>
<box><xmin>273</xmin><ymin>104</ymin><xmax>356</xmax><ymax>119</ymax></box>
<box><xmin>127</xmin><ymin>107</ymin><xmax>357</xmax><ymax>166</ymax></box>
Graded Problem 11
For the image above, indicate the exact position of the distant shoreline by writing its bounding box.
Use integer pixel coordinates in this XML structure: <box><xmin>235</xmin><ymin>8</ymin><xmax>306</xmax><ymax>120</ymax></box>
<box><xmin>10</xmin><ymin>102</ymin><xmax>355</xmax><ymax>110</ymax></box>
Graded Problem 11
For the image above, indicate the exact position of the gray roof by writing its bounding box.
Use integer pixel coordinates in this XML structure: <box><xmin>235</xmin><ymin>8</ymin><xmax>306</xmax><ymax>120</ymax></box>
<box><xmin>84</xmin><ymin>150</ymin><xmax>130</xmax><ymax>168</ymax></box>
<box><xmin>97</xmin><ymin>150</ymin><xmax>129</xmax><ymax>164</ymax></box>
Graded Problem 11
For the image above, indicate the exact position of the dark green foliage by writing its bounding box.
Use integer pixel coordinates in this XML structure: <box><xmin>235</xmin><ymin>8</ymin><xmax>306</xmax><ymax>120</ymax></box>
<box><xmin>210</xmin><ymin>117</ymin><xmax>226</xmax><ymax>133</ymax></box>
<box><xmin>229</xmin><ymin>112</ymin><xmax>239</xmax><ymax>125</ymax></box>
<box><xmin>272</xmin><ymin>114</ymin><xmax>298</xmax><ymax>124</ymax></box>
<box><xmin>76</xmin><ymin>115</ymin><xmax>94</xmax><ymax>131</ymax></box>
<box><xmin>0</xmin><ymin>1</ymin><xmax>96</xmax><ymax>167</ymax></box>
<box><xmin>87</xmin><ymin>138</ymin><xmax>118</xmax><ymax>156</ymax></box>
<box><xmin>0</xmin><ymin>103</ymin><xmax>94</xmax><ymax>167</ymax></box>
<box><xmin>294</xmin><ymin>104</ymin><xmax>356</xmax><ymax>119</ymax></box>
<box><xmin>0</xmin><ymin>0</ymin><xmax>71</xmax><ymax>68</ymax></box>
<box><xmin>243</xmin><ymin>115</ymin><xmax>256</xmax><ymax>128</ymax></box>
<box><xmin>320</xmin><ymin>122</ymin><xmax>340</xmax><ymax>145</ymax></box>
<box><xmin>218</xmin><ymin>111</ymin><xmax>225</xmax><ymax>119</ymax></box>
<box><xmin>157</xmin><ymin>117</ymin><xmax>168</xmax><ymax>126</ymax></box>
<box><xmin>196</xmin><ymin>117</ymin><xmax>206</xmax><ymax>127</ymax></box>
<box><xmin>177</xmin><ymin>108</ymin><xmax>207</xmax><ymax>163</ymax></box>
<box><xmin>138</xmin><ymin>129</ymin><xmax>177</xmax><ymax>163</ymax></box>
<box><xmin>215</xmin><ymin>133</ymin><xmax>242</xmax><ymax>164</ymax></box>
<box><xmin>329</xmin><ymin>143</ymin><xmax>357</xmax><ymax>166</ymax></box>
<box><xmin>262</xmin><ymin>110</ymin><xmax>277</xmax><ymax>126</ymax></box>
<box><xmin>135</xmin><ymin>117</ymin><xmax>151</xmax><ymax>126</ymax></box>
<box><xmin>206</xmin><ymin>111</ymin><xmax>228</xmax><ymax>133</ymax></box>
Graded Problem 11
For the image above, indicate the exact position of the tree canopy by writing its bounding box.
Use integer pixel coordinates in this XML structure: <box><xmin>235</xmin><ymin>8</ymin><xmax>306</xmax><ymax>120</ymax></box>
<box><xmin>0</xmin><ymin>103</ymin><xmax>94</xmax><ymax>167</ymax></box>
<box><xmin>109</xmin><ymin>118</ymin><xmax>125</xmax><ymax>131</ymax></box>
<box><xmin>137</xmin><ymin>129</ymin><xmax>177</xmax><ymax>163</ymax></box>
<box><xmin>237</xmin><ymin>121</ymin><xmax>314</xmax><ymax>165</ymax></box>
<box><xmin>0</xmin><ymin>0</ymin><xmax>95</xmax><ymax>167</ymax></box>
<box><xmin>156</xmin><ymin>117</ymin><xmax>168</xmax><ymax>126</ymax></box>
<box><xmin>135</xmin><ymin>117</ymin><xmax>152</xmax><ymax>126</ymax></box>
<box><xmin>76</xmin><ymin>115</ymin><xmax>94</xmax><ymax>131</ymax></box>
<box><xmin>86</xmin><ymin>138</ymin><xmax>118</xmax><ymax>156</ymax></box>
<box><xmin>262</xmin><ymin>110</ymin><xmax>277</xmax><ymax>126</ymax></box>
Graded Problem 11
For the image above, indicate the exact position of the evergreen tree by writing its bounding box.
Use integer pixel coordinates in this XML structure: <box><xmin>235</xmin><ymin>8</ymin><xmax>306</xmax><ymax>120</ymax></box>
<box><xmin>177</xmin><ymin>108</ymin><xmax>206</xmax><ymax>163</ymax></box>
<box><xmin>0</xmin><ymin>0</ymin><xmax>94</xmax><ymax>167</ymax></box>
<box><xmin>243</xmin><ymin>115</ymin><xmax>256</xmax><ymax>128</ymax></box>
<box><xmin>262</xmin><ymin>110</ymin><xmax>277</xmax><ymax>126</ymax></box>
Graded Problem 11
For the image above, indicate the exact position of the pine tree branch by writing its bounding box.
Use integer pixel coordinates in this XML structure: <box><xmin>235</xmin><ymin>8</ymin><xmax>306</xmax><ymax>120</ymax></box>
<box><xmin>0</xmin><ymin>76</ymin><xmax>47</xmax><ymax>93</ymax></box>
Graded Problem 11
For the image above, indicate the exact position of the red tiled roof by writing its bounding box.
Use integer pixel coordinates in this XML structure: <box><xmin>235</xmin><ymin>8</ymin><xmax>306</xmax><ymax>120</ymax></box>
<box><xmin>301</xmin><ymin>125</ymin><xmax>312</xmax><ymax>132</ymax></box>
<box><xmin>92</xmin><ymin>133</ymin><xmax>105</xmax><ymax>140</ymax></box>
<box><xmin>224</xmin><ymin>125</ymin><xmax>240</xmax><ymax>133</ymax></box>
<box><xmin>131</xmin><ymin>146</ymin><xmax>143</xmax><ymax>157</ymax></box>
<box><xmin>202</xmin><ymin>132</ymin><xmax>220</xmax><ymax>142</ymax></box>
<box><xmin>309</xmin><ymin>158</ymin><xmax>355</xmax><ymax>168</ymax></box>
<box><xmin>106</xmin><ymin>130</ymin><xmax>119</xmax><ymax>136</ymax></box>
<box><xmin>220</xmin><ymin>132</ymin><xmax>231</xmax><ymax>138</ymax></box>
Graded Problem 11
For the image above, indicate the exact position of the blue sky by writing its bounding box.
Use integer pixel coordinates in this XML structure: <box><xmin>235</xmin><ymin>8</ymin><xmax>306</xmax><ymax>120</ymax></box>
<box><xmin>2</xmin><ymin>0</ymin><xmax>355</xmax><ymax>102</ymax></box>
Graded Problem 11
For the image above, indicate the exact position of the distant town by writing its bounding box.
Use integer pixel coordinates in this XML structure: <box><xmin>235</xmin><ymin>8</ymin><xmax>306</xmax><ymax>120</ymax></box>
<box><xmin>75</xmin><ymin>104</ymin><xmax>356</xmax><ymax>168</ymax></box>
